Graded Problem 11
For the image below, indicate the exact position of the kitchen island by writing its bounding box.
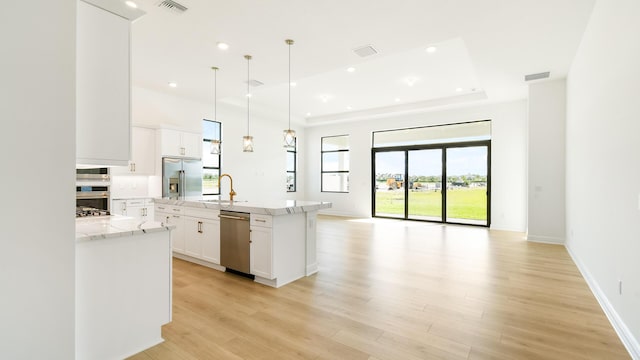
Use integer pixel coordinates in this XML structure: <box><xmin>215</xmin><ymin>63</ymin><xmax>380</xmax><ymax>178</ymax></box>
<box><xmin>76</xmin><ymin>216</ymin><xmax>173</xmax><ymax>360</ymax></box>
<box><xmin>154</xmin><ymin>197</ymin><xmax>331</xmax><ymax>288</ymax></box>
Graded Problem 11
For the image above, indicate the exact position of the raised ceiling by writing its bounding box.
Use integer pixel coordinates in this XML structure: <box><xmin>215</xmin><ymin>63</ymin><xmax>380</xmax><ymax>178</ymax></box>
<box><xmin>130</xmin><ymin>0</ymin><xmax>595</xmax><ymax>124</ymax></box>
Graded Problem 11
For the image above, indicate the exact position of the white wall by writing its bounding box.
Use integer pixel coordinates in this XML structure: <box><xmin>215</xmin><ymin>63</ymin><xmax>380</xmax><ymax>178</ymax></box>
<box><xmin>304</xmin><ymin>100</ymin><xmax>528</xmax><ymax>232</ymax></box>
<box><xmin>0</xmin><ymin>1</ymin><xmax>76</xmax><ymax>359</ymax></box>
<box><xmin>527</xmin><ymin>79</ymin><xmax>566</xmax><ymax>243</ymax></box>
<box><xmin>566</xmin><ymin>0</ymin><xmax>640</xmax><ymax>356</ymax></box>
<box><xmin>132</xmin><ymin>86</ymin><xmax>306</xmax><ymax>202</ymax></box>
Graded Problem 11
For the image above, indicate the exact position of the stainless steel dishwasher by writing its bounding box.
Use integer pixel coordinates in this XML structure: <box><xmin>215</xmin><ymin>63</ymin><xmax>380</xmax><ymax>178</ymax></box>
<box><xmin>219</xmin><ymin>210</ymin><xmax>251</xmax><ymax>273</ymax></box>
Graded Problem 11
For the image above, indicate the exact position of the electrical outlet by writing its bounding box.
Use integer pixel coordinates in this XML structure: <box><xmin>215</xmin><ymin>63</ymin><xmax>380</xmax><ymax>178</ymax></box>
<box><xmin>619</xmin><ymin>280</ymin><xmax>623</xmax><ymax>295</ymax></box>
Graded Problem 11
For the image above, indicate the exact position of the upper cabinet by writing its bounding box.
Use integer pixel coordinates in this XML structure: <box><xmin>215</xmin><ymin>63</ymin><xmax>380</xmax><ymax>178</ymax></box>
<box><xmin>111</xmin><ymin>127</ymin><xmax>156</xmax><ymax>175</ymax></box>
<box><xmin>76</xmin><ymin>1</ymin><xmax>130</xmax><ymax>166</ymax></box>
<box><xmin>159</xmin><ymin>129</ymin><xmax>202</xmax><ymax>158</ymax></box>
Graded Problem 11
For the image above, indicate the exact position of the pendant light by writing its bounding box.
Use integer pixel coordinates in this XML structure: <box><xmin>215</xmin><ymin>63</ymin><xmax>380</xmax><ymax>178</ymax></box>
<box><xmin>242</xmin><ymin>54</ymin><xmax>254</xmax><ymax>152</ymax></box>
<box><xmin>210</xmin><ymin>66</ymin><xmax>221</xmax><ymax>155</ymax></box>
<box><xmin>283</xmin><ymin>39</ymin><xmax>296</xmax><ymax>149</ymax></box>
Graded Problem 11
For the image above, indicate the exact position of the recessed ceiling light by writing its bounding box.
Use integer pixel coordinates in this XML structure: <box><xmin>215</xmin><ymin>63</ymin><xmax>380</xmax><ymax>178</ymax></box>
<box><xmin>217</xmin><ymin>42</ymin><xmax>229</xmax><ymax>50</ymax></box>
<box><xmin>426</xmin><ymin>46</ymin><xmax>437</xmax><ymax>53</ymax></box>
<box><xmin>290</xmin><ymin>82</ymin><xmax>297</xmax><ymax>87</ymax></box>
<box><xmin>306</xmin><ymin>112</ymin><xmax>311</xmax><ymax>117</ymax></box>
<box><xmin>346</xmin><ymin>106</ymin><xmax>352</xmax><ymax>110</ymax></box>
<box><xmin>168</xmin><ymin>82</ymin><xmax>177</xmax><ymax>88</ymax></box>
<box><xmin>125</xmin><ymin>1</ymin><xmax>137</xmax><ymax>8</ymax></box>
<box><xmin>346</xmin><ymin>67</ymin><xmax>355</xmax><ymax>73</ymax></box>
<box><xmin>405</xmin><ymin>77</ymin><xmax>418</xmax><ymax>87</ymax></box>
<box><xmin>456</xmin><ymin>87</ymin><xmax>463</xmax><ymax>92</ymax></box>
<box><xmin>246</xmin><ymin>93</ymin><xmax>252</xmax><ymax>98</ymax></box>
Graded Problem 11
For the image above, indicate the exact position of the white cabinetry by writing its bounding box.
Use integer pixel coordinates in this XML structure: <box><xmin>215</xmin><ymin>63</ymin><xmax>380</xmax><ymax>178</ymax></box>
<box><xmin>111</xmin><ymin>127</ymin><xmax>156</xmax><ymax>175</ymax></box>
<box><xmin>183</xmin><ymin>208</ymin><xmax>220</xmax><ymax>264</ymax></box>
<box><xmin>250</xmin><ymin>214</ymin><xmax>274</xmax><ymax>279</ymax></box>
<box><xmin>76</xmin><ymin>0</ymin><xmax>130</xmax><ymax>166</ymax></box>
<box><xmin>112</xmin><ymin>198</ymin><xmax>154</xmax><ymax>220</ymax></box>
<box><xmin>155</xmin><ymin>205</ymin><xmax>185</xmax><ymax>253</ymax></box>
<box><xmin>159</xmin><ymin>129</ymin><xmax>202</xmax><ymax>158</ymax></box>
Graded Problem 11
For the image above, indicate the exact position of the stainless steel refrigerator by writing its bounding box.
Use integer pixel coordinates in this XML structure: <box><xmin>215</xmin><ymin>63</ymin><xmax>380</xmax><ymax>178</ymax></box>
<box><xmin>162</xmin><ymin>157</ymin><xmax>203</xmax><ymax>198</ymax></box>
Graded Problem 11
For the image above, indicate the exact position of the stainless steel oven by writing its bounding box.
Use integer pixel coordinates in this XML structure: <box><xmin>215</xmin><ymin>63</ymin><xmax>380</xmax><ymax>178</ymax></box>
<box><xmin>76</xmin><ymin>185</ymin><xmax>110</xmax><ymax>211</ymax></box>
<box><xmin>76</xmin><ymin>167</ymin><xmax>110</xmax><ymax>182</ymax></box>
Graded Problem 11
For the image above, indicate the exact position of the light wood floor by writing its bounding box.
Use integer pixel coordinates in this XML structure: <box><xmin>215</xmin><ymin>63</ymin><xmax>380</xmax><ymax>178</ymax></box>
<box><xmin>129</xmin><ymin>215</ymin><xmax>629</xmax><ymax>359</ymax></box>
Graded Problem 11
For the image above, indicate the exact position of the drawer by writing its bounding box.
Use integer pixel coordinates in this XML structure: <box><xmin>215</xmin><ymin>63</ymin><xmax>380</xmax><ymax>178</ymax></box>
<box><xmin>155</xmin><ymin>204</ymin><xmax>183</xmax><ymax>214</ymax></box>
<box><xmin>184</xmin><ymin>207</ymin><xmax>219</xmax><ymax>220</ymax></box>
<box><xmin>250</xmin><ymin>214</ymin><xmax>272</xmax><ymax>227</ymax></box>
<box><xmin>126</xmin><ymin>199</ymin><xmax>145</xmax><ymax>207</ymax></box>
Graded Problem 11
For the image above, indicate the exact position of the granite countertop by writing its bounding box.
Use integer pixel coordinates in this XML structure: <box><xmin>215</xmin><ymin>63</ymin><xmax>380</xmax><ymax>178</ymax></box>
<box><xmin>76</xmin><ymin>215</ymin><xmax>174</xmax><ymax>242</ymax></box>
<box><xmin>153</xmin><ymin>196</ymin><xmax>332</xmax><ymax>216</ymax></box>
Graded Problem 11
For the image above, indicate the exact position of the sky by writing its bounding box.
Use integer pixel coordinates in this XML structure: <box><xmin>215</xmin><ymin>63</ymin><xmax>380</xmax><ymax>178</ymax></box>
<box><xmin>375</xmin><ymin>146</ymin><xmax>488</xmax><ymax>177</ymax></box>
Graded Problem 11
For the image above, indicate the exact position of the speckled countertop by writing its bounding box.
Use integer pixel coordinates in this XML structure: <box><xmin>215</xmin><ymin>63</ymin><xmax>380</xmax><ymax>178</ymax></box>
<box><xmin>76</xmin><ymin>215</ymin><xmax>174</xmax><ymax>242</ymax></box>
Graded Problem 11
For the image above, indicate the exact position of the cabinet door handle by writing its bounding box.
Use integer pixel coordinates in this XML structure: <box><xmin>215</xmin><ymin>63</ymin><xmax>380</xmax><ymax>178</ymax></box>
<box><xmin>165</xmin><ymin>216</ymin><xmax>170</xmax><ymax>223</ymax></box>
<box><xmin>158</xmin><ymin>206</ymin><xmax>165</xmax><ymax>211</ymax></box>
<box><xmin>197</xmin><ymin>221</ymin><xmax>203</xmax><ymax>233</ymax></box>
<box><xmin>256</xmin><ymin>219</ymin><xmax>266</xmax><ymax>223</ymax></box>
<box><xmin>132</xmin><ymin>162</ymin><xmax>136</xmax><ymax>172</ymax></box>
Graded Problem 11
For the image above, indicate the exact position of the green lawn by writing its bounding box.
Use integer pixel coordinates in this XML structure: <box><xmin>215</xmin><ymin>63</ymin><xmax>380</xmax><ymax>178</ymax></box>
<box><xmin>375</xmin><ymin>187</ymin><xmax>487</xmax><ymax>220</ymax></box>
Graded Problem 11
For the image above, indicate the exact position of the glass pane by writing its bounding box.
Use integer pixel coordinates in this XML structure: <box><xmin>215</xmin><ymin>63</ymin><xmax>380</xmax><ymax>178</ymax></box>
<box><xmin>374</xmin><ymin>151</ymin><xmax>405</xmax><ymax>218</ymax></box>
<box><xmin>286</xmin><ymin>172</ymin><xmax>295</xmax><ymax>192</ymax></box>
<box><xmin>202</xmin><ymin>169</ymin><xmax>220</xmax><ymax>195</ymax></box>
<box><xmin>373</xmin><ymin>121</ymin><xmax>491</xmax><ymax>148</ymax></box>
<box><xmin>446</xmin><ymin>146</ymin><xmax>488</xmax><ymax>225</ymax></box>
<box><xmin>408</xmin><ymin>149</ymin><xmax>442</xmax><ymax>221</ymax></box>
<box><xmin>202</xmin><ymin>143</ymin><xmax>220</xmax><ymax>167</ymax></box>
<box><xmin>286</xmin><ymin>151</ymin><xmax>295</xmax><ymax>172</ymax></box>
<box><xmin>322</xmin><ymin>173</ymin><xmax>349</xmax><ymax>192</ymax></box>
<box><xmin>203</xmin><ymin>120</ymin><xmax>220</xmax><ymax>140</ymax></box>
<box><xmin>322</xmin><ymin>152</ymin><xmax>349</xmax><ymax>171</ymax></box>
<box><xmin>322</xmin><ymin>135</ymin><xmax>349</xmax><ymax>151</ymax></box>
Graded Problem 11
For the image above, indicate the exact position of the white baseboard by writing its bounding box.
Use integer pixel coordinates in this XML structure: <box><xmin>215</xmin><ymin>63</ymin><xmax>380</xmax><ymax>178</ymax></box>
<box><xmin>566</xmin><ymin>245</ymin><xmax>640</xmax><ymax>359</ymax></box>
<box><xmin>526</xmin><ymin>234</ymin><xmax>565</xmax><ymax>244</ymax></box>
<box><xmin>172</xmin><ymin>253</ymin><xmax>226</xmax><ymax>272</ymax></box>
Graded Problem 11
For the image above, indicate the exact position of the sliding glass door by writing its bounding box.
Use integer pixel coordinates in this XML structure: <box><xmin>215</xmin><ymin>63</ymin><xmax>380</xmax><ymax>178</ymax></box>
<box><xmin>372</xmin><ymin>142</ymin><xmax>490</xmax><ymax>226</ymax></box>
<box><xmin>445</xmin><ymin>146</ymin><xmax>488</xmax><ymax>225</ymax></box>
<box><xmin>374</xmin><ymin>151</ymin><xmax>405</xmax><ymax>218</ymax></box>
<box><xmin>407</xmin><ymin>149</ymin><xmax>442</xmax><ymax>221</ymax></box>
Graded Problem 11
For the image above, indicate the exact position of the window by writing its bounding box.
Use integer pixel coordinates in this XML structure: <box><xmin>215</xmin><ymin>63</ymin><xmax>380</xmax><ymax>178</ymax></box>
<box><xmin>286</xmin><ymin>138</ymin><xmax>297</xmax><ymax>192</ymax></box>
<box><xmin>202</xmin><ymin>119</ymin><xmax>221</xmax><ymax>195</ymax></box>
<box><xmin>321</xmin><ymin>135</ymin><xmax>349</xmax><ymax>192</ymax></box>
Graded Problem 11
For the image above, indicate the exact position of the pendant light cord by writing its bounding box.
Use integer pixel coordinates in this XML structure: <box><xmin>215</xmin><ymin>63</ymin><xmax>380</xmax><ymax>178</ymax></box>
<box><xmin>214</xmin><ymin>68</ymin><xmax>217</xmax><ymax>121</ymax></box>
<box><xmin>247</xmin><ymin>56</ymin><xmax>250</xmax><ymax>136</ymax></box>
<box><xmin>288</xmin><ymin>41</ymin><xmax>291</xmax><ymax>130</ymax></box>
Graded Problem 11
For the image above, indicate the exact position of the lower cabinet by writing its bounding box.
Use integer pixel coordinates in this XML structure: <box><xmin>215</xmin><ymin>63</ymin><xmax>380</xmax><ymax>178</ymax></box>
<box><xmin>250</xmin><ymin>214</ymin><xmax>274</xmax><ymax>279</ymax></box>
<box><xmin>183</xmin><ymin>208</ymin><xmax>221</xmax><ymax>265</ymax></box>
<box><xmin>112</xmin><ymin>198</ymin><xmax>154</xmax><ymax>221</ymax></box>
<box><xmin>155</xmin><ymin>205</ymin><xmax>185</xmax><ymax>254</ymax></box>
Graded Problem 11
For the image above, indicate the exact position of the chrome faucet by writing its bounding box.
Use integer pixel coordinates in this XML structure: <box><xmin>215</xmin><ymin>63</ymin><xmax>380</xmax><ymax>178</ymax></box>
<box><xmin>218</xmin><ymin>173</ymin><xmax>236</xmax><ymax>201</ymax></box>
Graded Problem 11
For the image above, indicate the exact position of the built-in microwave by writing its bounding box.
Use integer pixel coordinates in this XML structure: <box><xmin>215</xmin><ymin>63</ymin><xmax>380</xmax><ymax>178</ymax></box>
<box><xmin>76</xmin><ymin>167</ymin><xmax>110</xmax><ymax>182</ymax></box>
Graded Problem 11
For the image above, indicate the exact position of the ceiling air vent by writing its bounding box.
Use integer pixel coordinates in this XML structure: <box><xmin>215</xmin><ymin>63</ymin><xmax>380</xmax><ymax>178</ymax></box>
<box><xmin>246</xmin><ymin>79</ymin><xmax>264</xmax><ymax>87</ymax></box>
<box><xmin>352</xmin><ymin>44</ymin><xmax>379</xmax><ymax>58</ymax></box>
<box><xmin>157</xmin><ymin>0</ymin><xmax>188</xmax><ymax>14</ymax></box>
<box><xmin>524</xmin><ymin>71</ymin><xmax>550</xmax><ymax>81</ymax></box>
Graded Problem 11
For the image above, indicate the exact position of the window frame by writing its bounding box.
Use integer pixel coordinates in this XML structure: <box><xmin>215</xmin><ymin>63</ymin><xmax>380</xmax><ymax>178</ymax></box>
<box><xmin>202</xmin><ymin>119</ymin><xmax>222</xmax><ymax>196</ymax></box>
<box><xmin>321</xmin><ymin>134</ymin><xmax>350</xmax><ymax>193</ymax></box>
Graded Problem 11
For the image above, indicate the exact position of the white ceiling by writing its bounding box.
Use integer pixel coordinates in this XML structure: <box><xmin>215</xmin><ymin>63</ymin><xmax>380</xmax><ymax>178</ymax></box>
<box><xmin>130</xmin><ymin>0</ymin><xmax>595</xmax><ymax>125</ymax></box>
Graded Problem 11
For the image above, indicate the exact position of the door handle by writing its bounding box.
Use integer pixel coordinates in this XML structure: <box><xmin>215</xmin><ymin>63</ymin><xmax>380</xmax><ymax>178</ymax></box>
<box><xmin>218</xmin><ymin>214</ymin><xmax>249</xmax><ymax>221</ymax></box>
<box><xmin>197</xmin><ymin>221</ymin><xmax>203</xmax><ymax>233</ymax></box>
